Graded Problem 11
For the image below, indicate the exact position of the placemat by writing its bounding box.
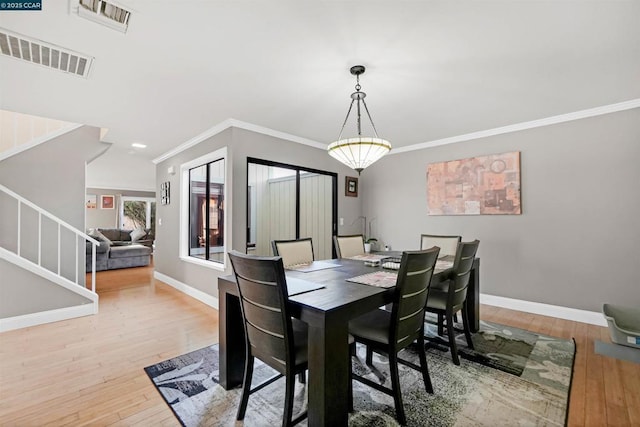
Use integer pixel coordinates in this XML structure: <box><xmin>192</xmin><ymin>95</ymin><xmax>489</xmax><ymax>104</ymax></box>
<box><xmin>347</xmin><ymin>254</ymin><xmax>390</xmax><ymax>262</ymax></box>
<box><xmin>346</xmin><ymin>270</ymin><xmax>398</xmax><ymax>288</ymax></box>
<box><xmin>286</xmin><ymin>260</ymin><xmax>341</xmax><ymax>272</ymax></box>
<box><xmin>380</xmin><ymin>259</ymin><xmax>454</xmax><ymax>271</ymax></box>
<box><xmin>436</xmin><ymin>259</ymin><xmax>454</xmax><ymax>270</ymax></box>
<box><xmin>286</xmin><ymin>277</ymin><xmax>325</xmax><ymax>296</ymax></box>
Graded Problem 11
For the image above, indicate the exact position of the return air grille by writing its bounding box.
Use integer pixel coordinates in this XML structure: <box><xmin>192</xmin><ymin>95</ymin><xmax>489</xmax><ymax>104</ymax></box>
<box><xmin>77</xmin><ymin>0</ymin><xmax>132</xmax><ymax>33</ymax></box>
<box><xmin>0</xmin><ymin>29</ymin><xmax>93</xmax><ymax>78</ymax></box>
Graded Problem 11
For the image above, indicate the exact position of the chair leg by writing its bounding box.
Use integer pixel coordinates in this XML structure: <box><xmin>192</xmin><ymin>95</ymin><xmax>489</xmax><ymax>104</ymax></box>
<box><xmin>417</xmin><ymin>335</ymin><xmax>434</xmax><ymax>393</ymax></box>
<box><xmin>348</xmin><ymin>351</ymin><xmax>354</xmax><ymax>413</ymax></box>
<box><xmin>437</xmin><ymin>313</ymin><xmax>444</xmax><ymax>336</ymax></box>
<box><xmin>236</xmin><ymin>356</ymin><xmax>254</xmax><ymax>420</ymax></box>
<box><xmin>446</xmin><ymin>312</ymin><xmax>460</xmax><ymax>365</ymax></box>
<box><xmin>462</xmin><ymin>302</ymin><xmax>474</xmax><ymax>350</ymax></box>
<box><xmin>282</xmin><ymin>372</ymin><xmax>296</xmax><ymax>427</ymax></box>
<box><xmin>297</xmin><ymin>371</ymin><xmax>306</xmax><ymax>384</ymax></box>
<box><xmin>366</xmin><ymin>346</ymin><xmax>373</xmax><ymax>366</ymax></box>
<box><xmin>388</xmin><ymin>352</ymin><xmax>406</xmax><ymax>425</ymax></box>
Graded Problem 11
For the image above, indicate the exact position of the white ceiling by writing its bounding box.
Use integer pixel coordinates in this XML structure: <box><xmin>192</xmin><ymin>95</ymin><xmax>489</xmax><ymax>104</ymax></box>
<box><xmin>1</xmin><ymin>1</ymin><xmax>639</xmax><ymax>160</ymax></box>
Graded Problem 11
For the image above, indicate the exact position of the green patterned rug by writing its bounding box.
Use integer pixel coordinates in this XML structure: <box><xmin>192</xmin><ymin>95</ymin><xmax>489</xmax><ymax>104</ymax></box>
<box><xmin>145</xmin><ymin>321</ymin><xmax>575</xmax><ymax>426</ymax></box>
<box><xmin>425</xmin><ymin>318</ymin><xmax>540</xmax><ymax>376</ymax></box>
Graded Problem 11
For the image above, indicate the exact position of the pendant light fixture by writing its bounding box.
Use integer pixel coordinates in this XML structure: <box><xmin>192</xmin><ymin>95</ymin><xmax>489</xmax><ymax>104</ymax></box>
<box><xmin>327</xmin><ymin>65</ymin><xmax>391</xmax><ymax>174</ymax></box>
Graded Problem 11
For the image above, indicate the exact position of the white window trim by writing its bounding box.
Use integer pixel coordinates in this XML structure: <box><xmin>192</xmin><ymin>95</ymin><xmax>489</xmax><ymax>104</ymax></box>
<box><xmin>179</xmin><ymin>146</ymin><xmax>228</xmax><ymax>271</ymax></box>
<box><xmin>120</xmin><ymin>196</ymin><xmax>155</xmax><ymax>229</ymax></box>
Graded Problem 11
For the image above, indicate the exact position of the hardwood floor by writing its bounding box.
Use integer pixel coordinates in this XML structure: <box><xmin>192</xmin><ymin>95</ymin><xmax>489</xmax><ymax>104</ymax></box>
<box><xmin>1</xmin><ymin>264</ymin><xmax>638</xmax><ymax>426</ymax></box>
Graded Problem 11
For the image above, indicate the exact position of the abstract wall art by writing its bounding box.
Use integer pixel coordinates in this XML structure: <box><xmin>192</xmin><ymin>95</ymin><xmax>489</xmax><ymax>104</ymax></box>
<box><xmin>427</xmin><ymin>151</ymin><xmax>521</xmax><ymax>215</ymax></box>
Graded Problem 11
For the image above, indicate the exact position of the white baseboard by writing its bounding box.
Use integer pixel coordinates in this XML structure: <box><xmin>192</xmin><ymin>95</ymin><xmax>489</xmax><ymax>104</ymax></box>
<box><xmin>150</xmin><ymin>272</ymin><xmax>607</xmax><ymax>327</ymax></box>
<box><xmin>154</xmin><ymin>271</ymin><xmax>219</xmax><ymax>310</ymax></box>
<box><xmin>481</xmin><ymin>294</ymin><xmax>607</xmax><ymax>327</ymax></box>
<box><xmin>0</xmin><ymin>302</ymin><xmax>97</xmax><ymax>333</ymax></box>
<box><xmin>0</xmin><ymin>247</ymin><xmax>98</xmax><ymax>302</ymax></box>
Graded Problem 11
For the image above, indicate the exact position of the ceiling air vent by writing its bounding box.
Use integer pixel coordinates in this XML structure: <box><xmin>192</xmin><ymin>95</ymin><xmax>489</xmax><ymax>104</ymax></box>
<box><xmin>0</xmin><ymin>29</ymin><xmax>94</xmax><ymax>78</ymax></box>
<box><xmin>75</xmin><ymin>0</ymin><xmax>132</xmax><ymax>33</ymax></box>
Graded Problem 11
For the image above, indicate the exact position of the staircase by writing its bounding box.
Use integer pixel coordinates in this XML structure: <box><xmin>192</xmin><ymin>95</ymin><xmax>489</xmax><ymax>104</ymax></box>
<box><xmin>0</xmin><ymin>185</ymin><xmax>100</xmax><ymax>333</ymax></box>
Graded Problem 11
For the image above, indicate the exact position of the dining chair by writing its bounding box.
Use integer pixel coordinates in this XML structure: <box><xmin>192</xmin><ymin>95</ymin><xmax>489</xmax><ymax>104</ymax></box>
<box><xmin>419</xmin><ymin>234</ymin><xmax>461</xmax><ymax>258</ymax></box>
<box><xmin>272</xmin><ymin>237</ymin><xmax>314</xmax><ymax>268</ymax></box>
<box><xmin>228</xmin><ymin>250</ymin><xmax>308</xmax><ymax>426</ymax></box>
<box><xmin>420</xmin><ymin>234</ymin><xmax>462</xmax><ymax>321</ymax></box>
<box><xmin>348</xmin><ymin>247</ymin><xmax>440</xmax><ymax>425</ymax></box>
<box><xmin>425</xmin><ymin>240</ymin><xmax>480</xmax><ymax>365</ymax></box>
<box><xmin>333</xmin><ymin>234</ymin><xmax>365</xmax><ymax>258</ymax></box>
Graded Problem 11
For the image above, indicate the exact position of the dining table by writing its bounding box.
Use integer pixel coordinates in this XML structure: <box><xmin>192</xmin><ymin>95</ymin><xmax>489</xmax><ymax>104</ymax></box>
<box><xmin>217</xmin><ymin>254</ymin><xmax>480</xmax><ymax>426</ymax></box>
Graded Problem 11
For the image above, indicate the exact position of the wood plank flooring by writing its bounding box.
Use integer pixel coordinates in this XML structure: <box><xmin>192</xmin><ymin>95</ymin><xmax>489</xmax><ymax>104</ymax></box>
<box><xmin>1</xmin><ymin>264</ymin><xmax>638</xmax><ymax>426</ymax></box>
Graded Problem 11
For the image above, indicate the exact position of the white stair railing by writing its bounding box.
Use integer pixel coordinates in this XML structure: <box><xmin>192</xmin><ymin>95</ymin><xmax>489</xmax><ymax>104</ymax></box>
<box><xmin>0</xmin><ymin>184</ymin><xmax>99</xmax><ymax>293</ymax></box>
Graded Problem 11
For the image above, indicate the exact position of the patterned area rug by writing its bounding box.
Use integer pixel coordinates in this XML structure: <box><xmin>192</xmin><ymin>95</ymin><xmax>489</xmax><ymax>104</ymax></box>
<box><xmin>145</xmin><ymin>322</ymin><xmax>575</xmax><ymax>426</ymax></box>
<box><xmin>425</xmin><ymin>319</ymin><xmax>539</xmax><ymax>376</ymax></box>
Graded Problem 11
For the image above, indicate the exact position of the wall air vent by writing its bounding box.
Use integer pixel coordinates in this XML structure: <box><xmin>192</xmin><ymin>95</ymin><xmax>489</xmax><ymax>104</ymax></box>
<box><xmin>75</xmin><ymin>0</ymin><xmax>132</xmax><ymax>33</ymax></box>
<box><xmin>0</xmin><ymin>29</ymin><xmax>94</xmax><ymax>78</ymax></box>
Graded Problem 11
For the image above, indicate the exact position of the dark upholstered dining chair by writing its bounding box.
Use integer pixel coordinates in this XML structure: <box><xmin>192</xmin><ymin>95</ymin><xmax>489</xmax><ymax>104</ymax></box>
<box><xmin>272</xmin><ymin>237</ymin><xmax>314</xmax><ymax>268</ymax></box>
<box><xmin>425</xmin><ymin>240</ymin><xmax>480</xmax><ymax>365</ymax></box>
<box><xmin>420</xmin><ymin>234</ymin><xmax>463</xmax><ymax>321</ymax></box>
<box><xmin>420</xmin><ymin>234</ymin><xmax>461</xmax><ymax>258</ymax></box>
<box><xmin>333</xmin><ymin>234</ymin><xmax>365</xmax><ymax>258</ymax></box>
<box><xmin>348</xmin><ymin>247</ymin><xmax>440</xmax><ymax>425</ymax></box>
<box><xmin>228</xmin><ymin>251</ymin><xmax>308</xmax><ymax>426</ymax></box>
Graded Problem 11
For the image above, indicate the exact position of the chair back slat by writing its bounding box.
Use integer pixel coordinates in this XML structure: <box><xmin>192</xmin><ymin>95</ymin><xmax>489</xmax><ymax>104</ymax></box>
<box><xmin>392</xmin><ymin>247</ymin><xmax>440</xmax><ymax>349</ymax></box>
<box><xmin>420</xmin><ymin>234</ymin><xmax>461</xmax><ymax>258</ymax></box>
<box><xmin>235</xmin><ymin>276</ymin><xmax>282</xmax><ymax>311</ymax></box>
<box><xmin>448</xmin><ymin>240</ymin><xmax>480</xmax><ymax>309</ymax></box>
<box><xmin>228</xmin><ymin>251</ymin><xmax>293</xmax><ymax>373</ymax></box>
<box><xmin>334</xmin><ymin>234</ymin><xmax>365</xmax><ymax>258</ymax></box>
<box><xmin>272</xmin><ymin>238</ymin><xmax>314</xmax><ymax>267</ymax></box>
<box><xmin>246</xmin><ymin>323</ymin><xmax>288</xmax><ymax>367</ymax></box>
<box><xmin>241</xmin><ymin>297</ymin><xmax>285</xmax><ymax>337</ymax></box>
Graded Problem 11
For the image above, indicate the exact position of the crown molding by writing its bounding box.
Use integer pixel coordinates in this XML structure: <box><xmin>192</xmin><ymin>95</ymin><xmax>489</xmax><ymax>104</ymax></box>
<box><xmin>152</xmin><ymin>118</ymin><xmax>325</xmax><ymax>164</ymax></box>
<box><xmin>152</xmin><ymin>99</ymin><xmax>640</xmax><ymax>163</ymax></box>
<box><xmin>86</xmin><ymin>184</ymin><xmax>156</xmax><ymax>192</ymax></box>
<box><xmin>391</xmin><ymin>98</ymin><xmax>640</xmax><ymax>154</ymax></box>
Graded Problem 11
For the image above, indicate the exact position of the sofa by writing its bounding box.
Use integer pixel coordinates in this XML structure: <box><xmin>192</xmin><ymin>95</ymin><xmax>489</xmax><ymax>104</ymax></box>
<box><xmin>86</xmin><ymin>228</ymin><xmax>153</xmax><ymax>272</ymax></box>
<box><xmin>97</xmin><ymin>228</ymin><xmax>155</xmax><ymax>248</ymax></box>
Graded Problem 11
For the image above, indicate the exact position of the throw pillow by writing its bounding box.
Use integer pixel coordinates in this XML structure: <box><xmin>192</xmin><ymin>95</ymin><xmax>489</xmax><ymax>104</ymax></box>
<box><xmin>89</xmin><ymin>229</ymin><xmax>112</xmax><ymax>247</ymax></box>
<box><xmin>130</xmin><ymin>228</ymin><xmax>147</xmax><ymax>242</ymax></box>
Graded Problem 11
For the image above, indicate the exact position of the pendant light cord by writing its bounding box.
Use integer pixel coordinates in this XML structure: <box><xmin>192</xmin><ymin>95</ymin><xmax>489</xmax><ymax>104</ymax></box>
<box><xmin>335</xmin><ymin>69</ymin><xmax>380</xmax><ymax>140</ymax></box>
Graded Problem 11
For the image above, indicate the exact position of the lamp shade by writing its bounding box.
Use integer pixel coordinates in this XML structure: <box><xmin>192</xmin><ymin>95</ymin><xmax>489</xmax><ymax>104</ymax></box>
<box><xmin>327</xmin><ymin>137</ymin><xmax>391</xmax><ymax>174</ymax></box>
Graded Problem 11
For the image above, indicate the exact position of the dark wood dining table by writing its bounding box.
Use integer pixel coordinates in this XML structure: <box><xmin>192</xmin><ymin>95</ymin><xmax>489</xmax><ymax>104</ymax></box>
<box><xmin>217</xmin><ymin>255</ymin><xmax>480</xmax><ymax>426</ymax></box>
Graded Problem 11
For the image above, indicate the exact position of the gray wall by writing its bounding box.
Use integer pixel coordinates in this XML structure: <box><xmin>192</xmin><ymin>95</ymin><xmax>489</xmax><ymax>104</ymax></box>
<box><xmin>155</xmin><ymin>127</ymin><xmax>362</xmax><ymax>296</ymax></box>
<box><xmin>0</xmin><ymin>126</ymin><xmax>107</xmax><ymax>317</ymax></box>
<box><xmin>85</xmin><ymin>188</ymin><xmax>155</xmax><ymax>230</ymax></box>
<box><xmin>0</xmin><ymin>258</ymin><xmax>92</xmax><ymax>317</ymax></box>
<box><xmin>361</xmin><ymin>108</ymin><xmax>640</xmax><ymax>312</ymax></box>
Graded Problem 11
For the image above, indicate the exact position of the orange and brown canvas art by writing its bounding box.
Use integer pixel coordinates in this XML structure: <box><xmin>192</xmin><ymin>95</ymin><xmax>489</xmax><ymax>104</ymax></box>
<box><xmin>427</xmin><ymin>151</ymin><xmax>521</xmax><ymax>215</ymax></box>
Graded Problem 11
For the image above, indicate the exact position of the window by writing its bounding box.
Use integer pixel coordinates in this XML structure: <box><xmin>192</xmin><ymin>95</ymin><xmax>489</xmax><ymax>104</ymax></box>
<box><xmin>247</xmin><ymin>158</ymin><xmax>337</xmax><ymax>260</ymax></box>
<box><xmin>120</xmin><ymin>197</ymin><xmax>155</xmax><ymax>237</ymax></box>
<box><xmin>181</xmin><ymin>147</ymin><xmax>227</xmax><ymax>269</ymax></box>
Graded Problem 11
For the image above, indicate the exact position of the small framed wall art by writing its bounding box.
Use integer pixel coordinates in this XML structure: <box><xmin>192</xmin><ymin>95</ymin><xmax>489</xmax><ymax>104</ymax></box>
<box><xmin>86</xmin><ymin>194</ymin><xmax>97</xmax><ymax>209</ymax></box>
<box><xmin>100</xmin><ymin>195</ymin><xmax>115</xmax><ymax>210</ymax></box>
<box><xmin>345</xmin><ymin>176</ymin><xmax>358</xmax><ymax>197</ymax></box>
<box><xmin>161</xmin><ymin>181</ymin><xmax>170</xmax><ymax>205</ymax></box>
